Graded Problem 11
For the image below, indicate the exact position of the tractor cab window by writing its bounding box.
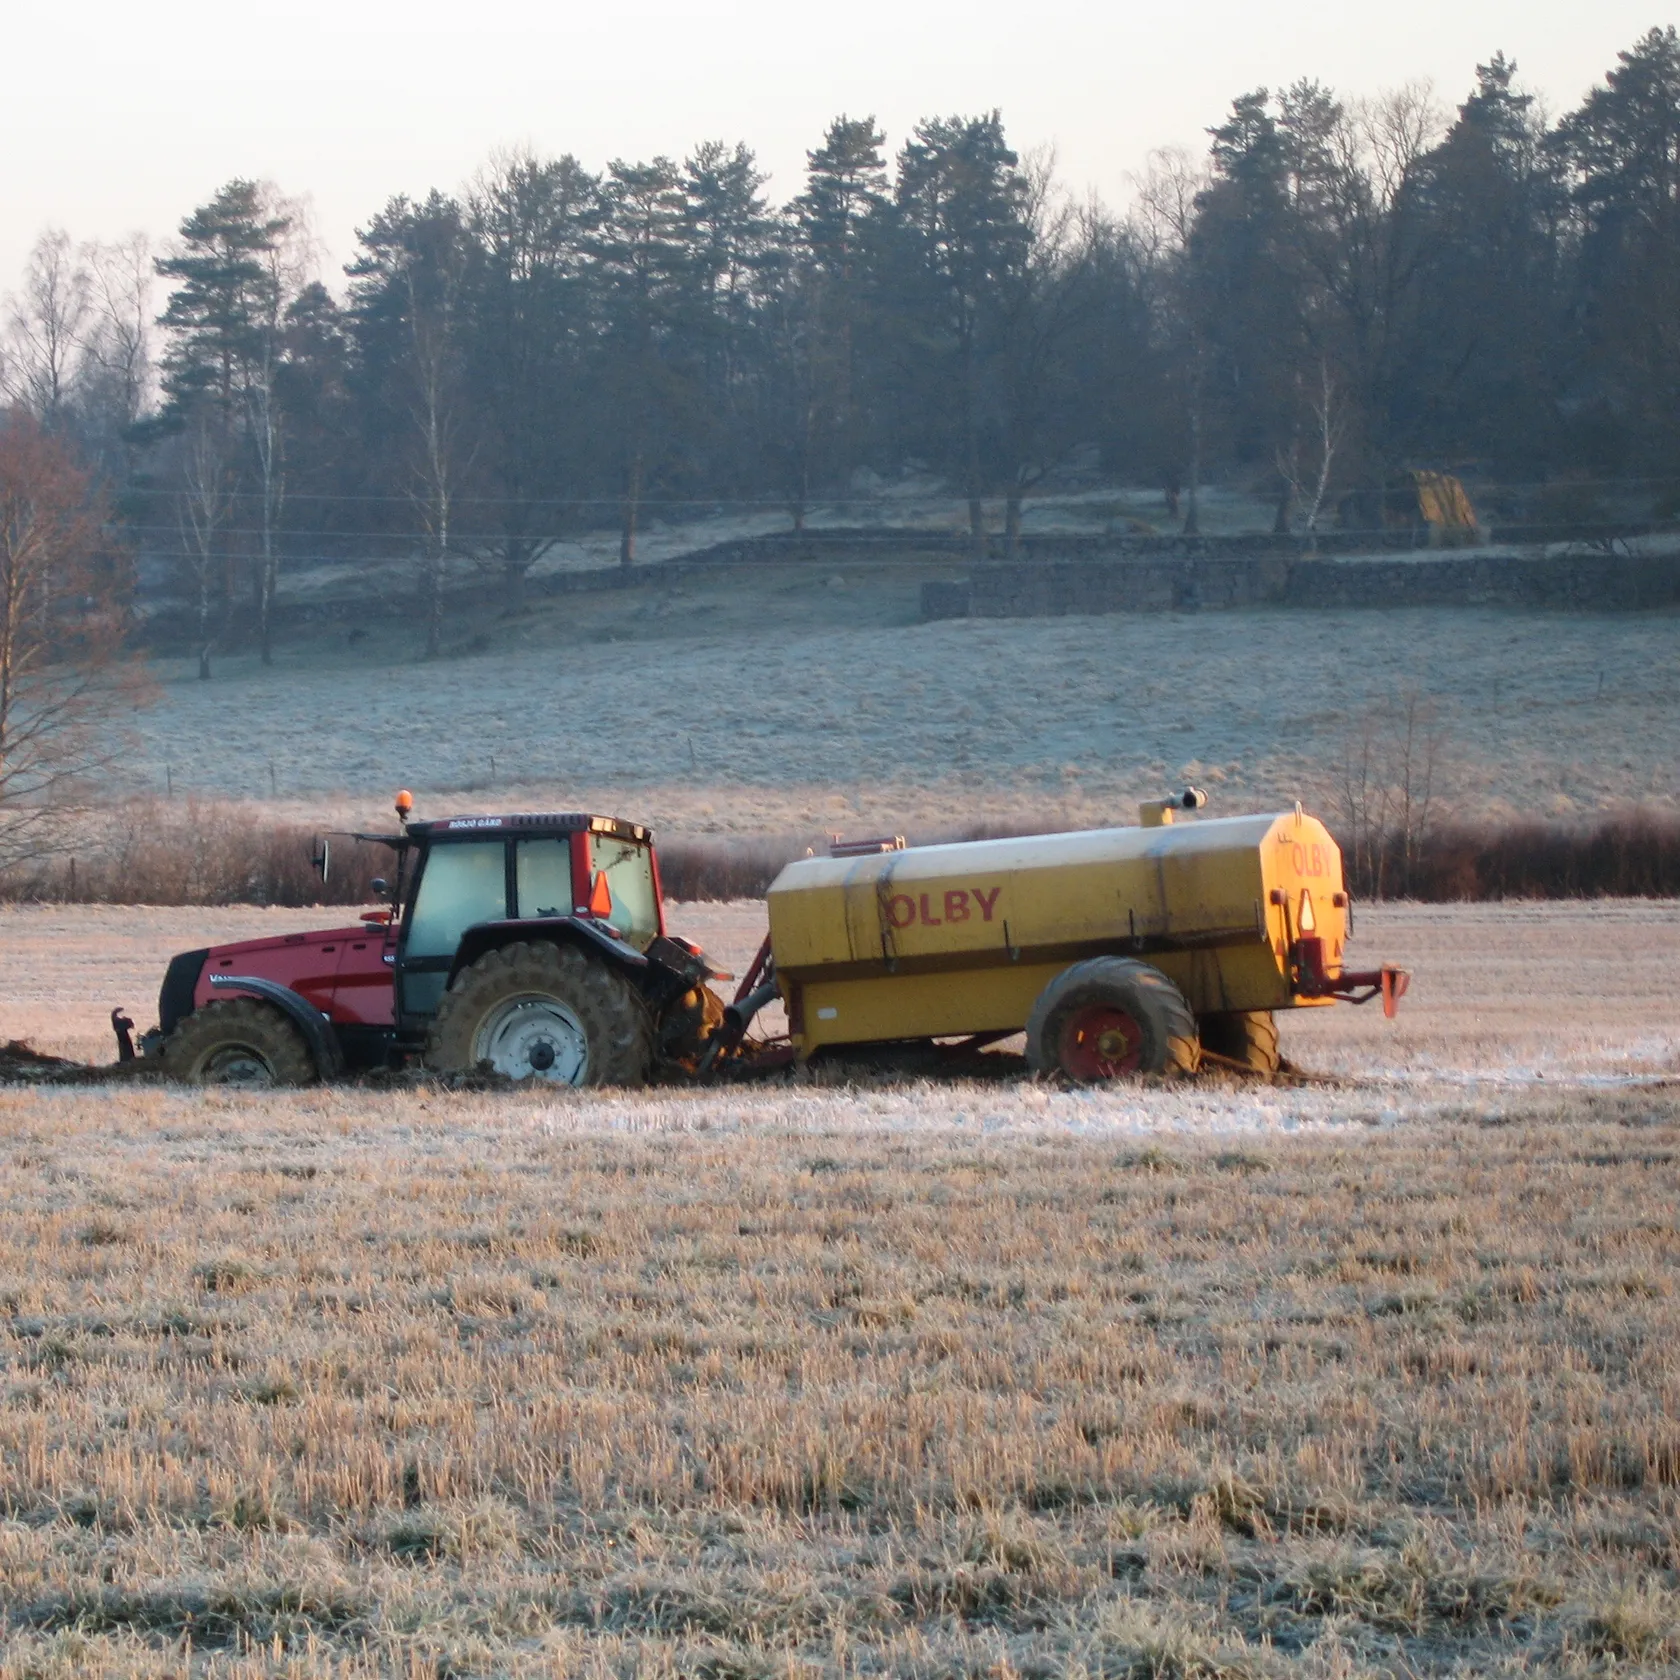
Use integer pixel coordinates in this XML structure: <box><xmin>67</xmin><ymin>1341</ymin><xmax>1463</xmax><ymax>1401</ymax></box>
<box><xmin>405</xmin><ymin>841</ymin><xmax>508</xmax><ymax>958</ymax></box>
<box><xmin>588</xmin><ymin>834</ymin><xmax>659</xmax><ymax>948</ymax></box>
<box><xmin>514</xmin><ymin>838</ymin><xmax>573</xmax><ymax>919</ymax></box>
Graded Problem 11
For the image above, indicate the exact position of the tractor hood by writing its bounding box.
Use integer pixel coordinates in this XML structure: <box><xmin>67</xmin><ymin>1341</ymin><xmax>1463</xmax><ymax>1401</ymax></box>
<box><xmin>159</xmin><ymin>922</ymin><xmax>392</xmax><ymax>1041</ymax></box>
<box><xmin>205</xmin><ymin>925</ymin><xmax>368</xmax><ymax>961</ymax></box>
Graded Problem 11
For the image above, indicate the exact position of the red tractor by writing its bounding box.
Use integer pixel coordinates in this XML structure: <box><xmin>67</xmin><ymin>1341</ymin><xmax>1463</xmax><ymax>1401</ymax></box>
<box><xmin>143</xmin><ymin>795</ymin><xmax>730</xmax><ymax>1088</ymax></box>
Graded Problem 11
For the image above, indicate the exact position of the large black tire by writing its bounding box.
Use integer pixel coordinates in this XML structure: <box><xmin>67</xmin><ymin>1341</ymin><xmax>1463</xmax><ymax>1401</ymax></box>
<box><xmin>1026</xmin><ymin>957</ymin><xmax>1200</xmax><ymax>1081</ymax></box>
<box><xmin>425</xmin><ymin>940</ymin><xmax>653</xmax><ymax>1087</ymax></box>
<box><xmin>163</xmin><ymin>999</ymin><xmax>318</xmax><ymax>1088</ymax></box>
<box><xmin>1198</xmin><ymin>1010</ymin><xmax>1281</xmax><ymax>1074</ymax></box>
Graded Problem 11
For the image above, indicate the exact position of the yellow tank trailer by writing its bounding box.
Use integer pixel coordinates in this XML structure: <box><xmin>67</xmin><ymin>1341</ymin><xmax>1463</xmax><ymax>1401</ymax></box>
<box><xmin>763</xmin><ymin>796</ymin><xmax>1407</xmax><ymax>1079</ymax></box>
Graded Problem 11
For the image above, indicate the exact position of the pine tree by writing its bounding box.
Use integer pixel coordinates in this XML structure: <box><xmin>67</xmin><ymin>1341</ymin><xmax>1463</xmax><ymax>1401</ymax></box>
<box><xmin>1404</xmin><ymin>56</ymin><xmax>1563</xmax><ymax>470</ymax></box>
<box><xmin>156</xmin><ymin>180</ymin><xmax>298</xmax><ymax>667</ymax></box>
<box><xmin>348</xmin><ymin>192</ymin><xmax>475</xmax><ymax>651</ymax></box>
<box><xmin>595</xmin><ymin>157</ymin><xmax>688</xmax><ymax>564</ymax></box>
<box><xmin>791</xmin><ymin>117</ymin><xmax>890</xmax><ymax>493</ymax></box>
<box><xmin>681</xmin><ymin>141</ymin><xmax>777</xmax><ymax>496</ymax></box>
<box><xmin>892</xmin><ymin>112</ymin><xmax>1032</xmax><ymax>555</ymax></box>
<box><xmin>156</xmin><ymin>181</ymin><xmax>290</xmax><ymax>422</ymax></box>
<box><xmin>464</xmin><ymin>152</ymin><xmax>600</xmax><ymax>600</ymax></box>
<box><xmin>1556</xmin><ymin>27</ymin><xmax>1680</xmax><ymax>472</ymax></box>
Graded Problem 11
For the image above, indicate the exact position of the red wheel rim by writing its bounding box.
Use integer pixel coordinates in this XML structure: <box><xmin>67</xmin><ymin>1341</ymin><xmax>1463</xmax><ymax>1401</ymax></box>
<box><xmin>1058</xmin><ymin>1004</ymin><xmax>1145</xmax><ymax>1079</ymax></box>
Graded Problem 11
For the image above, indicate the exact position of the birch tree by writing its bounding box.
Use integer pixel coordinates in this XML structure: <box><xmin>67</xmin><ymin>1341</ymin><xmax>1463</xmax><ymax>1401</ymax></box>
<box><xmin>1</xmin><ymin>231</ymin><xmax>92</xmax><ymax>425</ymax></box>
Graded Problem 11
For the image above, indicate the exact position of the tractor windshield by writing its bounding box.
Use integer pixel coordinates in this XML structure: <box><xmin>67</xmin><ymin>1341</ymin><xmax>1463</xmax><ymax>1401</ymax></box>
<box><xmin>588</xmin><ymin>834</ymin><xmax>659</xmax><ymax>948</ymax></box>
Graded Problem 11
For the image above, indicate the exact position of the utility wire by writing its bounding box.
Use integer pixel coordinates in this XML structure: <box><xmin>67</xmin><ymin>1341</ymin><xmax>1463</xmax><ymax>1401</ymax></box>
<box><xmin>101</xmin><ymin>476</ymin><xmax>1680</xmax><ymax>509</ymax></box>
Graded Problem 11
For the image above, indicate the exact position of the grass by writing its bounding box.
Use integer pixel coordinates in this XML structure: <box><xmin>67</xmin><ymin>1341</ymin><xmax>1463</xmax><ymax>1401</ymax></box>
<box><xmin>0</xmin><ymin>1079</ymin><xmax>1677</xmax><ymax>1675</ymax></box>
<box><xmin>105</xmin><ymin>604</ymin><xmax>1680</xmax><ymax>839</ymax></box>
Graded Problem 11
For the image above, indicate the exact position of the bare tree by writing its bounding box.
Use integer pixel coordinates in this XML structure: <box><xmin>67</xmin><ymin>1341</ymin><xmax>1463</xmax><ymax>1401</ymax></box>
<box><xmin>246</xmin><ymin>196</ymin><xmax>313</xmax><ymax>667</ymax></box>
<box><xmin>393</xmin><ymin>222</ymin><xmax>470</xmax><ymax>658</ymax></box>
<box><xmin>0</xmin><ymin>413</ymin><xmax>144</xmax><ymax>867</ymax></box>
<box><xmin>246</xmin><ymin>328</ymin><xmax>285</xmax><ymax>667</ymax></box>
<box><xmin>1</xmin><ymin>231</ymin><xmax>92</xmax><ymax>424</ymax></box>
<box><xmin>410</xmin><ymin>282</ymin><xmax>464</xmax><ymax>658</ymax></box>
<box><xmin>177</xmin><ymin>415</ymin><xmax>228</xmax><ymax>681</ymax></box>
<box><xmin>1390</xmin><ymin>688</ymin><xmax>1444</xmax><ymax>892</ymax></box>
<box><xmin>348</xmin><ymin>191</ymin><xmax>474</xmax><ymax>656</ymax></box>
<box><xmin>1131</xmin><ymin>149</ymin><xmax>1212</xmax><ymax>536</ymax></box>
<box><xmin>80</xmin><ymin>235</ymin><xmax>154</xmax><ymax>467</ymax></box>
<box><xmin>1276</xmin><ymin>356</ymin><xmax>1350</xmax><ymax>538</ymax></box>
<box><xmin>1286</xmin><ymin>83</ymin><xmax>1446</xmax><ymax>487</ymax></box>
<box><xmin>995</xmin><ymin>150</ymin><xmax>1097</xmax><ymax>556</ymax></box>
<box><xmin>1329</xmin><ymin>686</ymin><xmax>1446</xmax><ymax>897</ymax></box>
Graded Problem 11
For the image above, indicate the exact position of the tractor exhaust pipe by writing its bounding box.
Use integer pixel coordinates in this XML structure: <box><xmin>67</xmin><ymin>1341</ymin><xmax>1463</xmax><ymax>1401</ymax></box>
<box><xmin>1139</xmin><ymin>787</ymin><xmax>1208</xmax><ymax>828</ymax></box>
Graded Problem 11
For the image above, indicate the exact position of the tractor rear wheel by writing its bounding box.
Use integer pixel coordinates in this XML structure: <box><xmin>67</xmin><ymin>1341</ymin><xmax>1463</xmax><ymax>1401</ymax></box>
<box><xmin>1198</xmin><ymin>1010</ymin><xmax>1281</xmax><ymax>1074</ymax></box>
<box><xmin>426</xmin><ymin>940</ymin><xmax>653</xmax><ymax>1087</ymax></box>
<box><xmin>163</xmin><ymin>999</ymin><xmax>318</xmax><ymax>1088</ymax></box>
<box><xmin>1026</xmin><ymin>957</ymin><xmax>1200</xmax><ymax>1081</ymax></box>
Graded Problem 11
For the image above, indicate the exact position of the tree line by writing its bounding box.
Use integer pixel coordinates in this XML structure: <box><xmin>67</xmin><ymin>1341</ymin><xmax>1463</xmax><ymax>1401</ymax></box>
<box><xmin>3</xmin><ymin>27</ymin><xmax>1678</xmax><ymax>672</ymax></box>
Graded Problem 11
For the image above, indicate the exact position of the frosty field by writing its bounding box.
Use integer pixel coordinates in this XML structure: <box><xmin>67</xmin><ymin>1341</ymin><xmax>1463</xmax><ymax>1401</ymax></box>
<box><xmin>1</xmin><ymin>1070</ymin><xmax>1677</xmax><ymax>1676</ymax></box>
<box><xmin>119</xmin><ymin>594</ymin><xmax>1680</xmax><ymax>838</ymax></box>
<box><xmin>1</xmin><ymin>897</ymin><xmax>1679</xmax><ymax>1675</ymax></box>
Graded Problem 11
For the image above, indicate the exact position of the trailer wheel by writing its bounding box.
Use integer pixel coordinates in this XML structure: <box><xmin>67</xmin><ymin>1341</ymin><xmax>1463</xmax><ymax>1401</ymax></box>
<box><xmin>426</xmin><ymin>940</ymin><xmax>653</xmax><ymax>1086</ymax></box>
<box><xmin>1026</xmin><ymin>958</ymin><xmax>1200</xmax><ymax>1081</ymax></box>
<box><xmin>163</xmin><ymin>999</ymin><xmax>318</xmax><ymax>1088</ymax></box>
<box><xmin>1198</xmin><ymin>1010</ymin><xmax>1280</xmax><ymax>1074</ymax></box>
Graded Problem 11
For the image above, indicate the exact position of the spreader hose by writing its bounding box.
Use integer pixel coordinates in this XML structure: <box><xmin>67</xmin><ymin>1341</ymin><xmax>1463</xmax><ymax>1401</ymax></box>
<box><xmin>724</xmin><ymin>981</ymin><xmax>781</xmax><ymax>1037</ymax></box>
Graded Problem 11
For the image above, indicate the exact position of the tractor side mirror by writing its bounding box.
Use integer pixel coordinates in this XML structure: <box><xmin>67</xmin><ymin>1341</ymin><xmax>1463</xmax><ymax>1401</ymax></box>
<box><xmin>371</xmin><ymin>876</ymin><xmax>390</xmax><ymax>901</ymax></box>
<box><xmin>311</xmin><ymin>837</ymin><xmax>330</xmax><ymax>882</ymax></box>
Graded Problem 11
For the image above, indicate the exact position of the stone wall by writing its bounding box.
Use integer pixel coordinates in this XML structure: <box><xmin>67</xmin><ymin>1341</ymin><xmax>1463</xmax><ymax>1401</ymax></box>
<box><xmin>923</xmin><ymin>549</ymin><xmax>1680</xmax><ymax>621</ymax></box>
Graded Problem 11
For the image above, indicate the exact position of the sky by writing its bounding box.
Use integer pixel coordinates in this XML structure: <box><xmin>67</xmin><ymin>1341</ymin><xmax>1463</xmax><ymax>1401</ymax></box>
<box><xmin>0</xmin><ymin>0</ymin><xmax>1669</xmax><ymax>295</ymax></box>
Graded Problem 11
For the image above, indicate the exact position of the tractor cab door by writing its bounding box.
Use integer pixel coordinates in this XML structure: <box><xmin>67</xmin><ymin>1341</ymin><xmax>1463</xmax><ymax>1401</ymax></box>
<box><xmin>396</xmin><ymin>839</ymin><xmax>511</xmax><ymax>1022</ymax></box>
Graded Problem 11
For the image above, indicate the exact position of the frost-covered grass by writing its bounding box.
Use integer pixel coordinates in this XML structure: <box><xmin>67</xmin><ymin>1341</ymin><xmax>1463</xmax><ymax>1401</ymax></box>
<box><xmin>122</xmin><ymin>598</ymin><xmax>1680</xmax><ymax>835</ymax></box>
<box><xmin>3</xmin><ymin>898</ymin><xmax>1680</xmax><ymax>1673</ymax></box>
<box><xmin>2</xmin><ymin>1079</ymin><xmax>1679</xmax><ymax>1676</ymax></box>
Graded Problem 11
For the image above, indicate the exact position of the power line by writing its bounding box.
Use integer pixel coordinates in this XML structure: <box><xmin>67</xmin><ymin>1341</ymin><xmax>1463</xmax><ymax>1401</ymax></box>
<box><xmin>101</xmin><ymin>475</ymin><xmax>1680</xmax><ymax>508</ymax></box>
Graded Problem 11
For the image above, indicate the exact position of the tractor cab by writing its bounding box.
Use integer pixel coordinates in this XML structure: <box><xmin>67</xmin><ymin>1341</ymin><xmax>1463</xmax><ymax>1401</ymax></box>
<box><xmin>390</xmin><ymin>813</ymin><xmax>665</xmax><ymax>1022</ymax></box>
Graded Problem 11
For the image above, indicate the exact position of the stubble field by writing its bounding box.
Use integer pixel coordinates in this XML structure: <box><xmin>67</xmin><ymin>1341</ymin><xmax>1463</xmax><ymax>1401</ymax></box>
<box><xmin>0</xmin><ymin>900</ymin><xmax>1677</xmax><ymax>1674</ymax></box>
<box><xmin>2</xmin><ymin>1082</ymin><xmax>1679</xmax><ymax>1678</ymax></box>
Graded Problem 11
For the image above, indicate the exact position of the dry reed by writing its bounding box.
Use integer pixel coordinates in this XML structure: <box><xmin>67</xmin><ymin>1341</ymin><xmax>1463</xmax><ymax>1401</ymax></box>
<box><xmin>11</xmin><ymin>803</ymin><xmax>1680</xmax><ymax>909</ymax></box>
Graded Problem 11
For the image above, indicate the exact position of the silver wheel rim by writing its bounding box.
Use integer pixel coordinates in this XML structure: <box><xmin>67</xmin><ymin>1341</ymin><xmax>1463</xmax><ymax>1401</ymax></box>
<box><xmin>200</xmin><ymin>1044</ymin><xmax>278</xmax><ymax>1088</ymax></box>
<box><xmin>473</xmin><ymin>993</ymin><xmax>589</xmax><ymax>1083</ymax></box>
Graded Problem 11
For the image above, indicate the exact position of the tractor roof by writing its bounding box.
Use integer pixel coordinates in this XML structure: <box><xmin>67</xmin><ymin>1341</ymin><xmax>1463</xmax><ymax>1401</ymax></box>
<box><xmin>404</xmin><ymin>812</ymin><xmax>653</xmax><ymax>844</ymax></box>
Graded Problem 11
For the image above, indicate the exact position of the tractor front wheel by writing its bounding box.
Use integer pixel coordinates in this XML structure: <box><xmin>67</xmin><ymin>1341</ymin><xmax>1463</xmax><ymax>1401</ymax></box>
<box><xmin>163</xmin><ymin>999</ymin><xmax>318</xmax><ymax>1088</ymax></box>
<box><xmin>1026</xmin><ymin>957</ymin><xmax>1200</xmax><ymax>1081</ymax></box>
<box><xmin>426</xmin><ymin>940</ymin><xmax>653</xmax><ymax>1087</ymax></box>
